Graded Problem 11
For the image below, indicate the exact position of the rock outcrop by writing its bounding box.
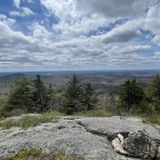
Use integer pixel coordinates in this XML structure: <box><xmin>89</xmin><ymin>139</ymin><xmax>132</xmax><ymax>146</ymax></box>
<box><xmin>0</xmin><ymin>116</ymin><xmax>159</xmax><ymax>160</ymax></box>
<box><xmin>76</xmin><ymin>116</ymin><xmax>160</xmax><ymax>140</ymax></box>
<box><xmin>112</xmin><ymin>131</ymin><xmax>160</xmax><ymax>160</ymax></box>
<box><xmin>124</xmin><ymin>131</ymin><xmax>157</xmax><ymax>159</ymax></box>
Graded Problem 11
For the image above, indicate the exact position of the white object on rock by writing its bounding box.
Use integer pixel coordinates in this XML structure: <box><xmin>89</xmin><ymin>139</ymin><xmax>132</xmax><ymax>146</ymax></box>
<box><xmin>156</xmin><ymin>146</ymin><xmax>160</xmax><ymax>159</ymax></box>
<box><xmin>112</xmin><ymin>134</ymin><xmax>128</xmax><ymax>155</ymax></box>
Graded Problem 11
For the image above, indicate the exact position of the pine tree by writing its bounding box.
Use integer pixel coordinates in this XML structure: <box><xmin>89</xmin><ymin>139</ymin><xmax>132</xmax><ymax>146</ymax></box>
<box><xmin>32</xmin><ymin>75</ymin><xmax>48</xmax><ymax>113</ymax></box>
<box><xmin>46</xmin><ymin>83</ymin><xmax>55</xmax><ymax>110</ymax></box>
<box><xmin>64</xmin><ymin>74</ymin><xmax>83</xmax><ymax>114</ymax></box>
<box><xmin>147</xmin><ymin>75</ymin><xmax>160</xmax><ymax>113</ymax></box>
<box><xmin>120</xmin><ymin>80</ymin><xmax>131</xmax><ymax>112</ymax></box>
<box><xmin>83</xmin><ymin>83</ymin><xmax>97</xmax><ymax>111</ymax></box>
<box><xmin>2</xmin><ymin>78</ymin><xmax>33</xmax><ymax>115</ymax></box>
<box><xmin>131</xmin><ymin>79</ymin><xmax>145</xmax><ymax>109</ymax></box>
<box><xmin>119</xmin><ymin>79</ymin><xmax>144</xmax><ymax>113</ymax></box>
<box><xmin>106</xmin><ymin>90</ymin><xmax>117</xmax><ymax>112</ymax></box>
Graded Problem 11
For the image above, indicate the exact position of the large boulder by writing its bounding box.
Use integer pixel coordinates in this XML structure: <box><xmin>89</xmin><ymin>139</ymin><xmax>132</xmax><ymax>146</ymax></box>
<box><xmin>124</xmin><ymin>131</ymin><xmax>157</xmax><ymax>159</ymax></box>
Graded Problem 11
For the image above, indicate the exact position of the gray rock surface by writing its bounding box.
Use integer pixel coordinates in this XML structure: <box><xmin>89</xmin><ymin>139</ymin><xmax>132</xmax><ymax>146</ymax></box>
<box><xmin>76</xmin><ymin>116</ymin><xmax>160</xmax><ymax>140</ymax></box>
<box><xmin>0</xmin><ymin>116</ymin><xmax>159</xmax><ymax>160</ymax></box>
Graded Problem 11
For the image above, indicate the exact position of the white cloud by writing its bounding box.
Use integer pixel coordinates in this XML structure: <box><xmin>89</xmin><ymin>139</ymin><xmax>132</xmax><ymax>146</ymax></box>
<box><xmin>40</xmin><ymin>0</ymin><xmax>155</xmax><ymax>42</ymax></box>
<box><xmin>1</xmin><ymin>0</ymin><xmax>160</xmax><ymax>70</ymax></box>
<box><xmin>13</xmin><ymin>0</ymin><xmax>21</xmax><ymax>8</ymax></box>
<box><xmin>143</xmin><ymin>4</ymin><xmax>160</xmax><ymax>46</ymax></box>
<box><xmin>12</xmin><ymin>0</ymin><xmax>34</xmax><ymax>8</ymax></box>
<box><xmin>0</xmin><ymin>14</ymin><xmax>15</xmax><ymax>26</ymax></box>
<box><xmin>152</xmin><ymin>34</ymin><xmax>160</xmax><ymax>46</ymax></box>
<box><xmin>10</xmin><ymin>7</ymin><xmax>35</xmax><ymax>17</ymax></box>
<box><xmin>76</xmin><ymin>0</ymin><xmax>156</xmax><ymax>18</ymax></box>
<box><xmin>41</xmin><ymin>0</ymin><xmax>110</xmax><ymax>39</ymax></box>
<box><xmin>145</xmin><ymin>5</ymin><xmax>160</xmax><ymax>34</ymax></box>
<box><xmin>95</xmin><ymin>20</ymin><xmax>142</xmax><ymax>43</ymax></box>
<box><xmin>22</xmin><ymin>7</ymin><xmax>35</xmax><ymax>16</ymax></box>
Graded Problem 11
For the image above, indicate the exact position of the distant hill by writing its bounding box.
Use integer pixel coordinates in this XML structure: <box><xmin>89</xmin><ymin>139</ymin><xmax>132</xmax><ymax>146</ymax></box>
<box><xmin>0</xmin><ymin>70</ymin><xmax>160</xmax><ymax>99</ymax></box>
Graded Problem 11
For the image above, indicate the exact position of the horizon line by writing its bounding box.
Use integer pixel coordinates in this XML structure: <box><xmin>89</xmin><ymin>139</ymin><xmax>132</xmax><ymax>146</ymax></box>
<box><xmin>1</xmin><ymin>69</ymin><xmax>160</xmax><ymax>73</ymax></box>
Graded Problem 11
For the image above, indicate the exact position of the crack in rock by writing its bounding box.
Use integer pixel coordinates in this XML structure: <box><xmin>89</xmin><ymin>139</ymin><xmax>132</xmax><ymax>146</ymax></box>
<box><xmin>76</xmin><ymin>121</ymin><xmax>129</xmax><ymax>142</ymax></box>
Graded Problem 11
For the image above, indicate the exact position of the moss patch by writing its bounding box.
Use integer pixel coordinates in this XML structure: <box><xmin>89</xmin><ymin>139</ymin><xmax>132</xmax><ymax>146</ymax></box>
<box><xmin>141</xmin><ymin>114</ymin><xmax>160</xmax><ymax>125</ymax></box>
<box><xmin>74</xmin><ymin>110</ymin><xmax>113</xmax><ymax>117</ymax></box>
<box><xmin>4</xmin><ymin>148</ymin><xmax>83</xmax><ymax>160</ymax></box>
<box><xmin>0</xmin><ymin>112</ymin><xmax>64</xmax><ymax>130</ymax></box>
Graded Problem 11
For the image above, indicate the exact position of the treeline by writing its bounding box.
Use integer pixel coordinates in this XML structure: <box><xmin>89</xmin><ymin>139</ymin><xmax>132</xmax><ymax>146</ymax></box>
<box><xmin>0</xmin><ymin>74</ymin><xmax>97</xmax><ymax>117</ymax></box>
<box><xmin>0</xmin><ymin>74</ymin><xmax>160</xmax><ymax>118</ymax></box>
<box><xmin>118</xmin><ymin>75</ymin><xmax>160</xmax><ymax>115</ymax></box>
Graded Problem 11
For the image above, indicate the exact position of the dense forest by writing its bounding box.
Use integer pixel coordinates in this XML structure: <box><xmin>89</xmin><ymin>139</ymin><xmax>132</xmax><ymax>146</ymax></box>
<box><xmin>0</xmin><ymin>74</ymin><xmax>160</xmax><ymax>119</ymax></box>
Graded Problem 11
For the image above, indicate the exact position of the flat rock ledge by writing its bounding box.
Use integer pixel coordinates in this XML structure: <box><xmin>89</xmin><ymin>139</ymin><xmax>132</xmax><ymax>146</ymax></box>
<box><xmin>0</xmin><ymin>116</ymin><xmax>159</xmax><ymax>160</ymax></box>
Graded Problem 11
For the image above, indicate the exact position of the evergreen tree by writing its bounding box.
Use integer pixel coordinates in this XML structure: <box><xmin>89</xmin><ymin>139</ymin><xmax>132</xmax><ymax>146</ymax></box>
<box><xmin>64</xmin><ymin>74</ymin><xmax>83</xmax><ymax>114</ymax></box>
<box><xmin>32</xmin><ymin>75</ymin><xmax>48</xmax><ymax>113</ymax></box>
<box><xmin>83</xmin><ymin>83</ymin><xmax>97</xmax><ymax>111</ymax></box>
<box><xmin>46</xmin><ymin>83</ymin><xmax>55</xmax><ymax>110</ymax></box>
<box><xmin>131</xmin><ymin>79</ymin><xmax>145</xmax><ymax>108</ymax></box>
<box><xmin>46</xmin><ymin>84</ymin><xmax>54</xmax><ymax>101</ymax></box>
<box><xmin>146</xmin><ymin>75</ymin><xmax>160</xmax><ymax>113</ymax></box>
<box><xmin>2</xmin><ymin>78</ymin><xmax>33</xmax><ymax>115</ymax></box>
<box><xmin>119</xmin><ymin>79</ymin><xmax>144</xmax><ymax>113</ymax></box>
<box><xmin>106</xmin><ymin>90</ymin><xmax>117</xmax><ymax>112</ymax></box>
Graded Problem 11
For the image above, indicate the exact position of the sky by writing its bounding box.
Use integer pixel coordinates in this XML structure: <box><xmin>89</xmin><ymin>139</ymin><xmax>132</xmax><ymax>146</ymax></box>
<box><xmin>0</xmin><ymin>0</ymin><xmax>160</xmax><ymax>71</ymax></box>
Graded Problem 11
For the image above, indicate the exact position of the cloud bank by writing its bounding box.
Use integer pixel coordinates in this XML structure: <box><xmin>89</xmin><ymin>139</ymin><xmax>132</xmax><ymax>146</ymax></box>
<box><xmin>0</xmin><ymin>0</ymin><xmax>160</xmax><ymax>71</ymax></box>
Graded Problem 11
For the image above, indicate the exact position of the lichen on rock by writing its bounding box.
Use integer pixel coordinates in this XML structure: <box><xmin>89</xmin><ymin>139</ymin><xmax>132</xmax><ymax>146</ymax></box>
<box><xmin>124</xmin><ymin>131</ymin><xmax>157</xmax><ymax>159</ymax></box>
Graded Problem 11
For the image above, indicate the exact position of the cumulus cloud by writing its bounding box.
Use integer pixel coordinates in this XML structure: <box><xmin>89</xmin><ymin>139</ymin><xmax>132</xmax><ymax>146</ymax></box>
<box><xmin>96</xmin><ymin>20</ymin><xmax>142</xmax><ymax>43</ymax></box>
<box><xmin>144</xmin><ymin>4</ymin><xmax>160</xmax><ymax>46</ymax></box>
<box><xmin>76</xmin><ymin>0</ymin><xmax>157</xmax><ymax>18</ymax></box>
<box><xmin>0</xmin><ymin>21</ymin><xmax>32</xmax><ymax>47</ymax></box>
<box><xmin>12</xmin><ymin>0</ymin><xmax>33</xmax><ymax>8</ymax></box>
<box><xmin>145</xmin><ymin>5</ymin><xmax>160</xmax><ymax>34</ymax></box>
<box><xmin>0</xmin><ymin>0</ymin><xmax>160</xmax><ymax>70</ymax></box>
<box><xmin>41</xmin><ymin>0</ymin><xmax>110</xmax><ymax>38</ymax></box>
<box><xmin>0</xmin><ymin>14</ymin><xmax>15</xmax><ymax>26</ymax></box>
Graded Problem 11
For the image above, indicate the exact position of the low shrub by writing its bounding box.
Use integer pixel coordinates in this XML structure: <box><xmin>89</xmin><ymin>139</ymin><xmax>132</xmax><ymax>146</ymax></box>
<box><xmin>0</xmin><ymin>112</ymin><xmax>63</xmax><ymax>130</ymax></box>
<box><xmin>140</xmin><ymin>114</ymin><xmax>160</xmax><ymax>125</ymax></box>
<box><xmin>5</xmin><ymin>148</ymin><xmax>83</xmax><ymax>160</ymax></box>
<box><xmin>74</xmin><ymin>110</ymin><xmax>113</xmax><ymax>117</ymax></box>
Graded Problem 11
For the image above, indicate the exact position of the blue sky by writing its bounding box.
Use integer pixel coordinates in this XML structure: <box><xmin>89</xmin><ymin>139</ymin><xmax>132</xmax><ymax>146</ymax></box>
<box><xmin>0</xmin><ymin>0</ymin><xmax>160</xmax><ymax>71</ymax></box>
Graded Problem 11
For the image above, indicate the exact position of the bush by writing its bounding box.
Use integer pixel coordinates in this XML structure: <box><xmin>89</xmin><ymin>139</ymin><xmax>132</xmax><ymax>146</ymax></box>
<box><xmin>140</xmin><ymin>114</ymin><xmax>160</xmax><ymax>125</ymax></box>
<box><xmin>1</xmin><ymin>108</ymin><xmax>26</xmax><ymax>118</ymax></box>
<box><xmin>138</xmin><ymin>101</ymin><xmax>156</xmax><ymax>115</ymax></box>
